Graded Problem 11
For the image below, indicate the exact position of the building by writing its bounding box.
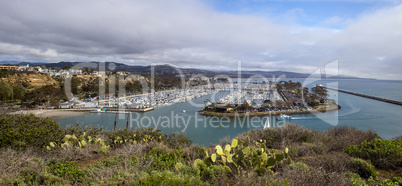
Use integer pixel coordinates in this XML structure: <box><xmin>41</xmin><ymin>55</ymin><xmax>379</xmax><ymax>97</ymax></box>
<box><xmin>0</xmin><ymin>65</ymin><xmax>21</xmax><ymax>71</ymax></box>
<box><xmin>59</xmin><ymin>102</ymin><xmax>74</xmax><ymax>109</ymax></box>
<box><xmin>84</xmin><ymin>102</ymin><xmax>98</xmax><ymax>108</ymax></box>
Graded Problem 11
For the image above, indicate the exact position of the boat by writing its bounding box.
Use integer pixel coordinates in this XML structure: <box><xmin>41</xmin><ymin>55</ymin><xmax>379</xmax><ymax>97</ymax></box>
<box><xmin>277</xmin><ymin>114</ymin><xmax>291</xmax><ymax>120</ymax></box>
<box><xmin>263</xmin><ymin>117</ymin><xmax>270</xmax><ymax>129</ymax></box>
<box><xmin>183</xmin><ymin>109</ymin><xmax>186</xmax><ymax>113</ymax></box>
<box><xmin>90</xmin><ymin>109</ymin><xmax>104</xmax><ymax>113</ymax></box>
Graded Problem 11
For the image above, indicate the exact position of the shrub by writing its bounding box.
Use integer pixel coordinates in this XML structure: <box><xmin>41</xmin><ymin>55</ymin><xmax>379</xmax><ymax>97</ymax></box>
<box><xmin>345</xmin><ymin>138</ymin><xmax>402</xmax><ymax>170</ymax></box>
<box><xmin>325</xmin><ymin>126</ymin><xmax>379</xmax><ymax>151</ymax></box>
<box><xmin>90</xmin><ymin>156</ymin><xmax>124</xmax><ymax>169</ymax></box>
<box><xmin>289</xmin><ymin>162</ymin><xmax>310</xmax><ymax>172</ymax></box>
<box><xmin>276</xmin><ymin>166</ymin><xmax>349</xmax><ymax>185</ymax></box>
<box><xmin>163</xmin><ymin>132</ymin><xmax>193</xmax><ymax>149</ymax></box>
<box><xmin>302</xmin><ymin>152</ymin><xmax>354</xmax><ymax>173</ymax></box>
<box><xmin>392</xmin><ymin>136</ymin><xmax>402</xmax><ymax>141</ymax></box>
<box><xmin>351</xmin><ymin>158</ymin><xmax>377</xmax><ymax>179</ymax></box>
<box><xmin>47</xmin><ymin>160</ymin><xmax>86</xmax><ymax>183</ymax></box>
<box><xmin>184</xmin><ymin>145</ymin><xmax>207</xmax><ymax>162</ymax></box>
<box><xmin>348</xmin><ymin>173</ymin><xmax>366</xmax><ymax>186</ymax></box>
<box><xmin>149</xmin><ymin>148</ymin><xmax>182</xmax><ymax>170</ymax></box>
<box><xmin>104</xmin><ymin>127</ymin><xmax>163</xmax><ymax>147</ymax></box>
<box><xmin>135</xmin><ymin>170</ymin><xmax>202</xmax><ymax>185</ymax></box>
<box><xmin>292</xmin><ymin>142</ymin><xmax>325</xmax><ymax>157</ymax></box>
<box><xmin>374</xmin><ymin>177</ymin><xmax>402</xmax><ymax>186</ymax></box>
<box><xmin>0</xmin><ymin>114</ymin><xmax>63</xmax><ymax>149</ymax></box>
<box><xmin>239</xmin><ymin>124</ymin><xmax>325</xmax><ymax>149</ymax></box>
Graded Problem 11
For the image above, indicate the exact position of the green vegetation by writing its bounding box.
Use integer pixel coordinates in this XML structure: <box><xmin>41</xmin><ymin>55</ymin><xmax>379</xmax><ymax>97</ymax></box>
<box><xmin>345</xmin><ymin>138</ymin><xmax>402</xmax><ymax>170</ymax></box>
<box><xmin>351</xmin><ymin>158</ymin><xmax>378</xmax><ymax>179</ymax></box>
<box><xmin>0</xmin><ymin>114</ymin><xmax>401</xmax><ymax>185</ymax></box>
<box><xmin>0</xmin><ymin>114</ymin><xmax>63</xmax><ymax>150</ymax></box>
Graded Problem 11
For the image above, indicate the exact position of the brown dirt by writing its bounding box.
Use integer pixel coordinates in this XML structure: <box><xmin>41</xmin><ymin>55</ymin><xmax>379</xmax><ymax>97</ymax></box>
<box><xmin>76</xmin><ymin>155</ymin><xmax>111</xmax><ymax>169</ymax></box>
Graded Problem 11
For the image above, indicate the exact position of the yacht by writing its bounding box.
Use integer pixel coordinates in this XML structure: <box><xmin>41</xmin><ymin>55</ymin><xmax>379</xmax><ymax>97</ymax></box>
<box><xmin>278</xmin><ymin>114</ymin><xmax>291</xmax><ymax>120</ymax></box>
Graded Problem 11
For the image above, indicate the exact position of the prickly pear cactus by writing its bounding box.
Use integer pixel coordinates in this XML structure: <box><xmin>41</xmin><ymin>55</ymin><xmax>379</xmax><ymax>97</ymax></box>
<box><xmin>202</xmin><ymin>137</ymin><xmax>291</xmax><ymax>175</ymax></box>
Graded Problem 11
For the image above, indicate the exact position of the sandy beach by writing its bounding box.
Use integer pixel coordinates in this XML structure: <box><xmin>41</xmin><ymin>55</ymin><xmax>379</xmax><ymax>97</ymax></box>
<box><xmin>10</xmin><ymin>109</ymin><xmax>86</xmax><ymax>119</ymax></box>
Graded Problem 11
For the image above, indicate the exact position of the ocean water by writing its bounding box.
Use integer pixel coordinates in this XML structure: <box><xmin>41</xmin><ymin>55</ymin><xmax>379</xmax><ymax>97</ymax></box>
<box><xmin>56</xmin><ymin>79</ymin><xmax>402</xmax><ymax>146</ymax></box>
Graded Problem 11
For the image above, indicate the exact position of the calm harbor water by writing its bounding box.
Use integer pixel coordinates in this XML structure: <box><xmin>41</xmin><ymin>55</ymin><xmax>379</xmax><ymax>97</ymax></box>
<box><xmin>56</xmin><ymin>79</ymin><xmax>402</xmax><ymax>146</ymax></box>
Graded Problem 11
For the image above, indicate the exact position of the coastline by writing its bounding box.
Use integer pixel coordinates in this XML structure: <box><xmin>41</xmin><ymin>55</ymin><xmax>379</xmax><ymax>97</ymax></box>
<box><xmin>8</xmin><ymin>107</ymin><xmax>154</xmax><ymax>119</ymax></box>
<box><xmin>9</xmin><ymin>109</ymin><xmax>87</xmax><ymax>119</ymax></box>
<box><xmin>198</xmin><ymin>104</ymin><xmax>341</xmax><ymax>118</ymax></box>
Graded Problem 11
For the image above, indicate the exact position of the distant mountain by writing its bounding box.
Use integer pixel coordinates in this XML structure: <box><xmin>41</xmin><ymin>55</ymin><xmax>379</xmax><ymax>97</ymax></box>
<box><xmin>0</xmin><ymin>61</ymin><xmax>367</xmax><ymax>79</ymax></box>
<box><xmin>0</xmin><ymin>60</ymin><xmax>46</xmax><ymax>65</ymax></box>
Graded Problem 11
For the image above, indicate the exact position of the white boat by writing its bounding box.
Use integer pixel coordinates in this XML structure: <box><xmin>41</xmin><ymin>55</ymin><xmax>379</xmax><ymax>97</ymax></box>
<box><xmin>278</xmin><ymin>114</ymin><xmax>291</xmax><ymax>120</ymax></box>
<box><xmin>183</xmin><ymin>109</ymin><xmax>186</xmax><ymax>113</ymax></box>
<box><xmin>264</xmin><ymin>117</ymin><xmax>270</xmax><ymax>129</ymax></box>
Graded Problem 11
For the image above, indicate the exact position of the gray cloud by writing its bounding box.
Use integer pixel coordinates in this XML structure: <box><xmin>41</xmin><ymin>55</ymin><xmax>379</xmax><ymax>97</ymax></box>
<box><xmin>0</xmin><ymin>0</ymin><xmax>401</xmax><ymax>79</ymax></box>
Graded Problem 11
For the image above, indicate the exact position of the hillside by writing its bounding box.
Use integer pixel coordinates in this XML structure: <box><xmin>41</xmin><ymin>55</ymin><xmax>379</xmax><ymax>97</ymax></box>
<box><xmin>0</xmin><ymin>114</ymin><xmax>401</xmax><ymax>185</ymax></box>
<box><xmin>0</xmin><ymin>72</ymin><xmax>58</xmax><ymax>89</ymax></box>
<box><xmin>2</xmin><ymin>61</ymin><xmax>367</xmax><ymax>79</ymax></box>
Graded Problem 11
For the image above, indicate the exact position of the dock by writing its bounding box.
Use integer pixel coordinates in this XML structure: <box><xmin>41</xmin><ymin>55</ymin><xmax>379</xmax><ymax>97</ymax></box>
<box><xmin>104</xmin><ymin>108</ymin><xmax>154</xmax><ymax>112</ymax></box>
<box><xmin>324</xmin><ymin>87</ymin><xmax>402</xmax><ymax>106</ymax></box>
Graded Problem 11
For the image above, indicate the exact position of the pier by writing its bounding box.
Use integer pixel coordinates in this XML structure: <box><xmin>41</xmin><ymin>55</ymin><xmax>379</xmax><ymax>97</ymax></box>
<box><xmin>324</xmin><ymin>87</ymin><xmax>402</xmax><ymax>106</ymax></box>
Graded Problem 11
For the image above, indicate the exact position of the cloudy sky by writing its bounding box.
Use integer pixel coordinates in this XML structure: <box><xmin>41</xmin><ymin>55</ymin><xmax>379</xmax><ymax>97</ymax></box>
<box><xmin>0</xmin><ymin>0</ymin><xmax>401</xmax><ymax>79</ymax></box>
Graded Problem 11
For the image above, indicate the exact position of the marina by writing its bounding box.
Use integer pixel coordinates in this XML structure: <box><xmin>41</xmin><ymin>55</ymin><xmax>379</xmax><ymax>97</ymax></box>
<box><xmin>55</xmin><ymin>79</ymin><xmax>402</xmax><ymax>145</ymax></box>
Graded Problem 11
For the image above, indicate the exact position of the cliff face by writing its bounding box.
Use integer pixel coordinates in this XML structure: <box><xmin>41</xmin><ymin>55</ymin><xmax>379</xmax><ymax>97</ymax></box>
<box><xmin>0</xmin><ymin>72</ymin><xmax>59</xmax><ymax>89</ymax></box>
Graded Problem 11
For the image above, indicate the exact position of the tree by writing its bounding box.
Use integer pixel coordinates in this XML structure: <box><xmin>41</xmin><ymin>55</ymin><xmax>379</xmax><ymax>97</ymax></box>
<box><xmin>311</xmin><ymin>86</ymin><xmax>329</xmax><ymax>100</ymax></box>
<box><xmin>239</xmin><ymin>101</ymin><xmax>251</xmax><ymax>111</ymax></box>
<box><xmin>0</xmin><ymin>81</ymin><xmax>12</xmax><ymax>103</ymax></box>
<box><xmin>25</xmin><ymin>85</ymin><xmax>65</xmax><ymax>106</ymax></box>
<box><xmin>62</xmin><ymin>65</ymin><xmax>70</xmax><ymax>70</ymax></box>
<box><xmin>71</xmin><ymin>76</ymin><xmax>81</xmax><ymax>95</ymax></box>
<box><xmin>12</xmin><ymin>85</ymin><xmax>25</xmax><ymax>100</ymax></box>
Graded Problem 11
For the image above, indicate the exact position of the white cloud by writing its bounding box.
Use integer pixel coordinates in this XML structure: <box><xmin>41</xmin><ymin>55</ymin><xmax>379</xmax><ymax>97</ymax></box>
<box><xmin>0</xmin><ymin>0</ymin><xmax>401</xmax><ymax>79</ymax></box>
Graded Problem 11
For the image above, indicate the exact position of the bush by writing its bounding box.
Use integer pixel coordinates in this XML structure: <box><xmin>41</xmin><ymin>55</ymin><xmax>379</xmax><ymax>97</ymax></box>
<box><xmin>290</xmin><ymin>142</ymin><xmax>325</xmax><ymax>157</ymax></box>
<box><xmin>149</xmin><ymin>148</ymin><xmax>182</xmax><ymax>170</ymax></box>
<box><xmin>348</xmin><ymin>173</ymin><xmax>366</xmax><ymax>186</ymax></box>
<box><xmin>351</xmin><ymin>158</ymin><xmax>377</xmax><ymax>179</ymax></box>
<box><xmin>302</xmin><ymin>152</ymin><xmax>354</xmax><ymax>173</ymax></box>
<box><xmin>47</xmin><ymin>161</ymin><xmax>86</xmax><ymax>183</ymax></box>
<box><xmin>0</xmin><ymin>114</ymin><xmax>63</xmax><ymax>149</ymax></box>
<box><xmin>289</xmin><ymin>162</ymin><xmax>310</xmax><ymax>172</ymax></box>
<box><xmin>239</xmin><ymin>123</ymin><xmax>325</xmax><ymax>149</ymax></box>
<box><xmin>104</xmin><ymin>127</ymin><xmax>163</xmax><ymax>147</ymax></box>
<box><xmin>325</xmin><ymin>126</ymin><xmax>379</xmax><ymax>151</ymax></box>
<box><xmin>163</xmin><ymin>132</ymin><xmax>192</xmax><ymax>149</ymax></box>
<box><xmin>374</xmin><ymin>177</ymin><xmax>402</xmax><ymax>186</ymax></box>
<box><xmin>135</xmin><ymin>170</ymin><xmax>202</xmax><ymax>185</ymax></box>
<box><xmin>345</xmin><ymin>138</ymin><xmax>402</xmax><ymax>170</ymax></box>
<box><xmin>392</xmin><ymin>136</ymin><xmax>402</xmax><ymax>141</ymax></box>
<box><xmin>276</xmin><ymin>166</ymin><xmax>349</xmax><ymax>185</ymax></box>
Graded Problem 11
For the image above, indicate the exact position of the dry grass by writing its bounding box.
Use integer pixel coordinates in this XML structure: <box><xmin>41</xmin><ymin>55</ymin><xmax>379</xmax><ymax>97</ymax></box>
<box><xmin>302</xmin><ymin>152</ymin><xmax>354</xmax><ymax>173</ymax></box>
<box><xmin>0</xmin><ymin>148</ymin><xmax>45</xmax><ymax>184</ymax></box>
<box><xmin>276</xmin><ymin>166</ymin><xmax>350</xmax><ymax>186</ymax></box>
<box><xmin>324</xmin><ymin>126</ymin><xmax>379</xmax><ymax>152</ymax></box>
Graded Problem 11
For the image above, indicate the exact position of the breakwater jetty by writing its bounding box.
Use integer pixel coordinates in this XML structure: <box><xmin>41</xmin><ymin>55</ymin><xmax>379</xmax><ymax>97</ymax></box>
<box><xmin>324</xmin><ymin>87</ymin><xmax>402</xmax><ymax>106</ymax></box>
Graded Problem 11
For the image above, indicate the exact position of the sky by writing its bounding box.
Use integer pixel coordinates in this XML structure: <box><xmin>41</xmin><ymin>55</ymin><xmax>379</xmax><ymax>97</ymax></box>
<box><xmin>0</xmin><ymin>0</ymin><xmax>401</xmax><ymax>80</ymax></box>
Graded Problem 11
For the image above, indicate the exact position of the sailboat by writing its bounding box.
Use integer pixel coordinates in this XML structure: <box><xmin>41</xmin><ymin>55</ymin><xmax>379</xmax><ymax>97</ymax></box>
<box><xmin>264</xmin><ymin>117</ymin><xmax>270</xmax><ymax>129</ymax></box>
